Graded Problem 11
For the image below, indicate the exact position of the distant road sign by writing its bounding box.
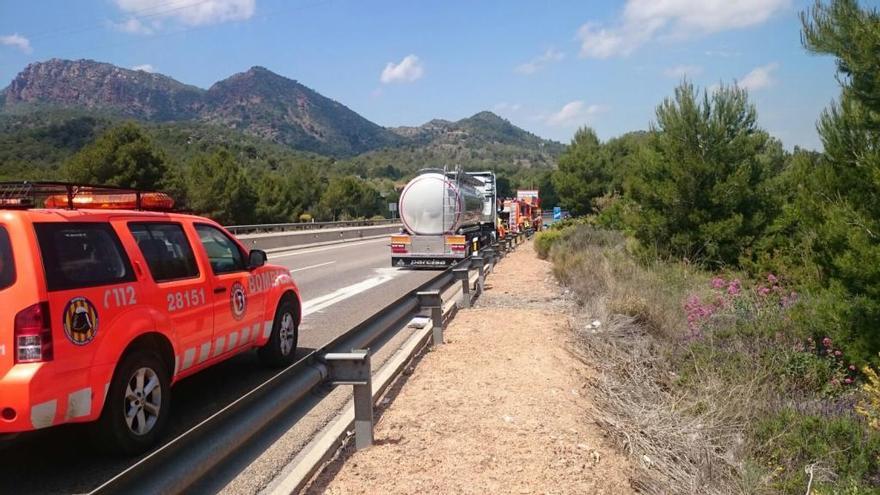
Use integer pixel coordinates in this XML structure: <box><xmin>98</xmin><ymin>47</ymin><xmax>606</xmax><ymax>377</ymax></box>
<box><xmin>553</xmin><ymin>206</ymin><xmax>562</xmax><ymax>220</ymax></box>
<box><xmin>388</xmin><ymin>203</ymin><xmax>398</xmax><ymax>212</ymax></box>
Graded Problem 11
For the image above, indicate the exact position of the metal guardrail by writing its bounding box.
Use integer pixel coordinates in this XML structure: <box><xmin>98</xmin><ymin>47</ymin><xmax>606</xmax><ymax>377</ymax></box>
<box><xmin>225</xmin><ymin>219</ymin><xmax>397</xmax><ymax>235</ymax></box>
<box><xmin>90</xmin><ymin>233</ymin><xmax>527</xmax><ymax>495</ymax></box>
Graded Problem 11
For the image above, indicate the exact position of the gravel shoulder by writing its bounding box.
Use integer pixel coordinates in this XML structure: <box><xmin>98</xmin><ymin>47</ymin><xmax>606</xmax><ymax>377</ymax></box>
<box><xmin>306</xmin><ymin>240</ymin><xmax>634</xmax><ymax>494</ymax></box>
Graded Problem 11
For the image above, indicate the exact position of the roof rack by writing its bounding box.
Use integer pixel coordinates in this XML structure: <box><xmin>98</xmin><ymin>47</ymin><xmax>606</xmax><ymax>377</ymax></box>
<box><xmin>0</xmin><ymin>181</ymin><xmax>175</xmax><ymax>211</ymax></box>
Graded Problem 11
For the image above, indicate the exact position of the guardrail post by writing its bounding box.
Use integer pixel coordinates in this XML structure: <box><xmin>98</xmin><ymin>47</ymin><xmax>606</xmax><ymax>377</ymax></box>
<box><xmin>417</xmin><ymin>290</ymin><xmax>443</xmax><ymax>346</ymax></box>
<box><xmin>471</xmin><ymin>256</ymin><xmax>485</xmax><ymax>293</ymax></box>
<box><xmin>324</xmin><ymin>349</ymin><xmax>373</xmax><ymax>450</ymax></box>
<box><xmin>453</xmin><ymin>267</ymin><xmax>471</xmax><ymax>308</ymax></box>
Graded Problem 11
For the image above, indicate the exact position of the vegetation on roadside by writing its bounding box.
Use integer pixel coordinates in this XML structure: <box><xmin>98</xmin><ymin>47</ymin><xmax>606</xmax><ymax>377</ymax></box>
<box><xmin>543</xmin><ymin>1</ymin><xmax>880</xmax><ymax>493</ymax></box>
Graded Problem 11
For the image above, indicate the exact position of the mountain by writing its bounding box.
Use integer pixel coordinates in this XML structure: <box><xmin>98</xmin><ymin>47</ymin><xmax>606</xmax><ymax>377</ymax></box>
<box><xmin>1</xmin><ymin>59</ymin><xmax>203</xmax><ymax>121</ymax></box>
<box><xmin>343</xmin><ymin>111</ymin><xmax>564</xmax><ymax>176</ymax></box>
<box><xmin>202</xmin><ymin>66</ymin><xmax>400</xmax><ymax>156</ymax></box>
<box><xmin>0</xmin><ymin>59</ymin><xmax>563</xmax><ymax>167</ymax></box>
<box><xmin>1</xmin><ymin>59</ymin><xmax>400</xmax><ymax>156</ymax></box>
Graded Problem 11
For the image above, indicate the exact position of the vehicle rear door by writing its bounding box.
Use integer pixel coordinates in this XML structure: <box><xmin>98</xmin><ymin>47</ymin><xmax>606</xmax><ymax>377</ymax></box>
<box><xmin>192</xmin><ymin>223</ymin><xmax>265</xmax><ymax>357</ymax></box>
<box><xmin>33</xmin><ymin>222</ymin><xmax>140</xmax><ymax>376</ymax></box>
<box><xmin>125</xmin><ymin>221</ymin><xmax>212</xmax><ymax>376</ymax></box>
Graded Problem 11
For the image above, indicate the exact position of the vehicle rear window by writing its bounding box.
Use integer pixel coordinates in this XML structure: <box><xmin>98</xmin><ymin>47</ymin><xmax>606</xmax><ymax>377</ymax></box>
<box><xmin>35</xmin><ymin>223</ymin><xmax>135</xmax><ymax>291</ymax></box>
<box><xmin>0</xmin><ymin>227</ymin><xmax>14</xmax><ymax>290</ymax></box>
<box><xmin>195</xmin><ymin>224</ymin><xmax>246</xmax><ymax>274</ymax></box>
<box><xmin>129</xmin><ymin>223</ymin><xmax>199</xmax><ymax>282</ymax></box>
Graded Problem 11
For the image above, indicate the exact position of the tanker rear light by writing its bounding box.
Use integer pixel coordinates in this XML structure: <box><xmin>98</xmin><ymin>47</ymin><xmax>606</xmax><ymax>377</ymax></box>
<box><xmin>445</xmin><ymin>235</ymin><xmax>467</xmax><ymax>252</ymax></box>
<box><xmin>391</xmin><ymin>235</ymin><xmax>410</xmax><ymax>254</ymax></box>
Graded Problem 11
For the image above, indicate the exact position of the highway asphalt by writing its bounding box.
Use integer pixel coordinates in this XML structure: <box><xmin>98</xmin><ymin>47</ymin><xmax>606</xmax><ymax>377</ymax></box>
<box><xmin>0</xmin><ymin>237</ymin><xmax>438</xmax><ymax>495</ymax></box>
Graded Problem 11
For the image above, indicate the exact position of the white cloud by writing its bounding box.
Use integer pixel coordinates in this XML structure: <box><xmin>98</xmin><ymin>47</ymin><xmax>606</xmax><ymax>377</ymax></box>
<box><xmin>664</xmin><ymin>64</ymin><xmax>703</xmax><ymax>78</ymax></box>
<box><xmin>545</xmin><ymin>101</ymin><xmax>606</xmax><ymax>127</ymax></box>
<box><xmin>380</xmin><ymin>54</ymin><xmax>424</xmax><ymax>84</ymax></box>
<box><xmin>132</xmin><ymin>64</ymin><xmax>156</xmax><ymax>73</ymax></box>
<box><xmin>112</xmin><ymin>18</ymin><xmax>155</xmax><ymax>34</ymax></box>
<box><xmin>578</xmin><ymin>0</ymin><xmax>790</xmax><ymax>58</ymax></box>
<box><xmin>738</xmin><ymin>62</ymin><xmax>779</xmax><ymax>91</ymax></box>
<box><xmin>113</xmin><ymin>0</ymin><xmax>255</xmax><ymax>28</ymax></box>
<box><xmin>0</xmin><ymin>33</ymin><xmax>32</xmax><ymax>53</ymax></box>
<box><xmin>494</xmin><ymin>102</ymin><xmax>522</xmax><ymax>113</ymax></box>
<box><xmin>515</xmin><ymin>48</ymin><xmax>565</xmax><ymax>75</ymax></box>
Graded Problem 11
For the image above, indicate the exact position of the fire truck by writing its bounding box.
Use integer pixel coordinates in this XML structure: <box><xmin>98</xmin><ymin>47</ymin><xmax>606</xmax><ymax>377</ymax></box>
<box><xmin>501</xmin><ymin>189</ymin><xmax>542</xmax><ymax>236</ymax></box>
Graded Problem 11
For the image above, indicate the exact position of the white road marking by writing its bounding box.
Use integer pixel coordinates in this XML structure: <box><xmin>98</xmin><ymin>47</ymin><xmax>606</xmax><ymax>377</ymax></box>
<box><xmin>290</xmin><ymin>261</ymin><xmax>336</xmax><ymax>273</ymax></box>
<box><xmin>302</xmin><ymin>268</ymin><xmax>400</xmax><ymax>317</ymax></box>
<box><xmin>269</xmin><ymin>237</ymin><xmax>388</xmax><ymax>259</ymax></box>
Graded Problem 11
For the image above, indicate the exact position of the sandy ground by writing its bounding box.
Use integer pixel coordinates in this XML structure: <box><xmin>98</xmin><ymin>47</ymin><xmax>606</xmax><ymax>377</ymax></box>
<box><xmin>306</xmin><ymin>240</ymin><xmax>634</xmax><ymax>494</ymax></box>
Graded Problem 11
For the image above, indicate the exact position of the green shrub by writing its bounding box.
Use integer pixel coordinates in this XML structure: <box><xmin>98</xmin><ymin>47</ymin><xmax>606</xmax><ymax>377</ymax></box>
<box><xmin>751</xmin><ymin>409</ymin><xmax>880</xmax><ymax>494</ymax></box>
<box><xmin>534</xmin><ymin>229</ymin><xmax>562</xmax><ymax>259</ymax></box>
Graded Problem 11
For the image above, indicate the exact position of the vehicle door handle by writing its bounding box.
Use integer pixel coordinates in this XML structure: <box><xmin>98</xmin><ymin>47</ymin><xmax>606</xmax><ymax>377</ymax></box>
<box><xmin>213</xmin><ymin>287</ymin><xmax>227</xmax><ymax>294</ymax></box>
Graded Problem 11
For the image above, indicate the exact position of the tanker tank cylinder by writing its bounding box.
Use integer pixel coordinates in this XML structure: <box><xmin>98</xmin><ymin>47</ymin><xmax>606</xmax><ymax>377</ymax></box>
<box><xmin>398</xmin><ymin>172</ymin><xmax>487</xmax><ymax>236</ymax></box>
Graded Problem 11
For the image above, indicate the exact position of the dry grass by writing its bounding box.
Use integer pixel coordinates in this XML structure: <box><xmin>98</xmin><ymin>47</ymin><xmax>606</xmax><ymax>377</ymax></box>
<box><xmin>552</xmin><ymin>228</ymin><xmax>767</xmax><ymax>494</ymax></box>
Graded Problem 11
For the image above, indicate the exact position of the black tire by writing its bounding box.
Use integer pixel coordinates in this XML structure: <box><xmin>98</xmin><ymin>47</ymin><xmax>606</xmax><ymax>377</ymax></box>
<box><xmin>91</xmin><ymin>349</ymin><xmax>170</xmax><ymax>455</ymax></box>
<box><xmin>258</xmin><ymin>298</ymin><xmax>299</xmax><ymax>367</ymax></box>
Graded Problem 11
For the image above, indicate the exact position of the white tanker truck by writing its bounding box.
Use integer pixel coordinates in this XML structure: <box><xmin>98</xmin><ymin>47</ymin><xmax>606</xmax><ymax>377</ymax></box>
<box><xmin>391</xmin><ymin>169</ymin><xmax>497</xmax><ymax>268</ymax></box>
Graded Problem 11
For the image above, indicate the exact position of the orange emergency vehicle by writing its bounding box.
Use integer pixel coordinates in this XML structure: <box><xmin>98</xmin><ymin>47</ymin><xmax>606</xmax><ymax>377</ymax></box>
<box><xmin>0</xmin><ymin>182</ymin><xmax>301</xmax><ymax>453</ymax></box>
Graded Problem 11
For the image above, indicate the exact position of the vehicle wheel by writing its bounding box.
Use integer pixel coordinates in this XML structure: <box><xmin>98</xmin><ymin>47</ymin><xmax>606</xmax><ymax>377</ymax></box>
<box><xmin>258</xmin><ymin>298</ymin><xmax>299</xmax><ymax>367</ymax></box>
<box><xmin>92</xmin><ymin>349</ymin><xmax>170</xmax><ymax>455</ymax></box>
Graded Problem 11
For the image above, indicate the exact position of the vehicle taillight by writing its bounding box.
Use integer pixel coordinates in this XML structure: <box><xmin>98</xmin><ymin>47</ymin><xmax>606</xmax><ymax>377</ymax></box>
<box><xmin>391</xmin><ymin>243</ymin><xmax>408</xmax><ymax>254</ymax></box>
<box><xmin>450</xmin><ymin>244</ymin><xmax>466</xmax><ymax>252</ymax></box>
<box><xmin>14</xmin><ymin>302</ymin><xmax>53</xmax><ymax>363</ymax></box>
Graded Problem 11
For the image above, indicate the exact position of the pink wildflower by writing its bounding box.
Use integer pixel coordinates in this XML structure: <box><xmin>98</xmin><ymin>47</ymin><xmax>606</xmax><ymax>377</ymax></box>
<box><xmin>768</xmin><ymin>274</ymin><xmax>778</xmax><ymax>284</ymax></box>
<box><xmin>711</xmin><ymin>277</ymin><xmax>726</xmax><ymax>289</ymax></box>
<box><xmin>844</xmin><ymin>378</ymin><xmax>853</xmax><ymax>385</ymax></box>
<box><xmin>757</xmin><ymin>286</ymin><xmax>771</xmax><ymax>297</ymax></box>
<box><xmin>822</xmin><ymin>337</ymin><xmax>832</xmax><ymax>347</ymax></box>
<box><xmin>727</xmin><ymin>279</ymin><xmax>742</xmax><ymax>296</ymax></box>
<box><xmin>849</xmin><ymin>365</ymin><xmax>857</xmax><ymax>371</ymax></box>
<box><xmin>834</xmin><ymin>350</ymin><xmax>843</xmax><ymax>357</ymax></box>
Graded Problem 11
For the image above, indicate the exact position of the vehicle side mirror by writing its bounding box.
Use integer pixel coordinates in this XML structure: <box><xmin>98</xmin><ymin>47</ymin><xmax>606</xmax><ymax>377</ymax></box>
<box><xmin>247</xmin><ymin>249</ymin><xmax>267</xmax><ymax>270</ymax></box>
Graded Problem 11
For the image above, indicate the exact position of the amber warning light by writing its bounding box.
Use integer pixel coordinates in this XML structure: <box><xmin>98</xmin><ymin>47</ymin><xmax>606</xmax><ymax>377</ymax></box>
<box><xmin>44</xmin><ymin>192</ymin><xmax>175</xmax><ymax>210</ymax></box>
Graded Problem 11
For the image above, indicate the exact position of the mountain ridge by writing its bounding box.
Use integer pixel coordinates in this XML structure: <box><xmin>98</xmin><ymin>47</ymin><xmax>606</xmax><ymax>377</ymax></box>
<box><xmin>0</xmin><ymin>58</ymin><xmax>563</xmax><ymax>164</ymax></box>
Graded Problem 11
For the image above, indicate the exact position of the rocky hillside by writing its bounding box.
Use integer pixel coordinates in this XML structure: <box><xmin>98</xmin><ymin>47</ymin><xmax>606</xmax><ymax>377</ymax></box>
<box><xmin>0</xmin><ymin>59</ymin><xmax>563</xmax><ymax>163</ymax></box>
<box><xmin>202</xmin><ymin>66</ymin><xmax>400</xmax><ymax>156</ymax></box>
<box><xmin>1</xmin><ymin>59</ymin><xmax>203</xmax><ymax>121</ymax></box>
<box><xmin>1</xmin><ymin>59</ymin><xmax>400</xmax><ymax>156</ymax></box>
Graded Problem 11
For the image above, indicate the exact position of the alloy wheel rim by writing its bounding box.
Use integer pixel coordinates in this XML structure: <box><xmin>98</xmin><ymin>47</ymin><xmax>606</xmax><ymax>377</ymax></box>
<box><xmin>124</xmin><ymin>367</ymin><xmax>161</xmax><ymax>436</ymax></box>
<box><xmin>279</xmin><ymin>312</ymin><xmax>295</xmax><ymax>356</ymax></box>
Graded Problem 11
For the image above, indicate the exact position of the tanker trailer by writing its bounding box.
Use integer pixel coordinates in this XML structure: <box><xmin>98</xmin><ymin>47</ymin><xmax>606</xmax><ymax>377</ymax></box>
<box><xmin>391</xmin><ymin>170</ymin><xmax>496</xmax><ymax>268</ymax></box>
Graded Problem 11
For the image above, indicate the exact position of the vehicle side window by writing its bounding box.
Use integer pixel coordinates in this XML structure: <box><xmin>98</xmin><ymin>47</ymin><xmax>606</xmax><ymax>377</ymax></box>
<box><xmin>35</xmin><ymin>223</ymin><xmax>135</xmax><ymax>291</ymax></box>
<box><xmin>0</xmin><ymin>227</ymin><xmax>15</xmax><ymax>290</ymax></box>
<box><xmin>194</xmin><ymin>224</ymin><xmax>246</xmax><ymax>274</ymax></box>
<box><xmin>129</xmin><ymin>223</ymin><xmax>199</xmax><ymax>282</ymax></box>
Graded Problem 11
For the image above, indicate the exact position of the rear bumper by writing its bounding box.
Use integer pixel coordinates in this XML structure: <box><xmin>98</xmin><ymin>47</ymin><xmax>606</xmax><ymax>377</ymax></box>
<box><xmin>0</xmin><ymin>362</ymin><xmax>100</xmax><ymax>433</ymax></box>
<box><xmin>392</xmin><ymin>256</ymin><xmax>460</xmax><ymax>268</ymax></box>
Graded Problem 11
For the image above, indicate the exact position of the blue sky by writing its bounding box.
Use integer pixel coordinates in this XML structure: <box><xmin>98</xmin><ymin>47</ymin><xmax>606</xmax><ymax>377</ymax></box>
<box><xmin>0</xmin><ymin>0</ymin><xmax>868</xmax><ymax>149</ymax></box>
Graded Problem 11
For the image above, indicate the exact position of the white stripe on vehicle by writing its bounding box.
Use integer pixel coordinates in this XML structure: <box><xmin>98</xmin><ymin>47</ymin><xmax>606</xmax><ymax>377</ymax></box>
<box><xmin>241</xmin><ymin>326</ymin><xmax>250</xmax><ymax>344</ymax></box>
<box><xmin>198</xmin><ymin>342</ymin><xmax>211</xmax><ymax>364</ymax></box>
<box><xmin>30</xmin><ymin>400</ymin><xmax>57</xmax><ymax>429</ymax></box>
<box><xmin>181</xmin><ymin>348</ymin><xmax>196</xmax><ymax>371</ymax></box>
<box><xmin>251</xmin><ymin>323</ymin><xmax>260</xmax><ymax>342</ymax></box>
<box><xmin>66</xmin><ymin>388</ymin><xmax>92</xmax><ymax>419</ymax></box>
<box><xmin>227</xmin><ymin>332</ymin><xmax>239</xmax><ymax>352</ymax></box>
<box><xmin>263</xmin><ymin>321</ymin><xmax>273</xmax><ymax>339</ymax></box>
<box><xmin>213</xmin><ymin>337</ymin><xmax>226</xmax><ymax>358</ymax></box>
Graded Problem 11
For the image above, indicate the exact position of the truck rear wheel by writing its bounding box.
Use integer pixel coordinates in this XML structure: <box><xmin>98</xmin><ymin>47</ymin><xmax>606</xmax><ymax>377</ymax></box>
<box><xmin>92</xmin><ymin>349</ymin><xmax>170</xmax><ymax>455</ymax></box>
<box><xmin>258</xmin><ymin>298</ymin><xmax>299</xmax><ymax>367</ymax></box>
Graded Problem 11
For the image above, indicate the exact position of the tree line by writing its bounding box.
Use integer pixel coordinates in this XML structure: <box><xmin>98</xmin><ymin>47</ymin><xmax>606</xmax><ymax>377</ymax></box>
<box><xmin>551</xmin><ymin>0</ymin><xmax>880</xmax><ymax>363</ymax></box>
<box><xmin>61</xmin><ymin>122</ymin><xmax>396</xmax><ymax>225</ymax></box>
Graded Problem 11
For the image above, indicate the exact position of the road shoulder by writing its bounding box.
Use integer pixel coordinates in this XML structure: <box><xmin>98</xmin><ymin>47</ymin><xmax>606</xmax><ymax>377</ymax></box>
<box><xmin>306</xmin><ymin>241</ymin><xmax>634</xmax><ymax>494</ymax></box>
